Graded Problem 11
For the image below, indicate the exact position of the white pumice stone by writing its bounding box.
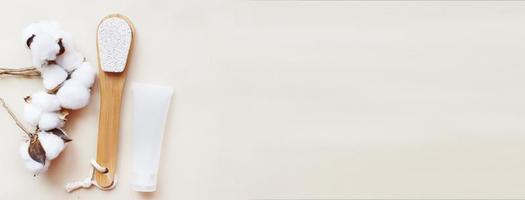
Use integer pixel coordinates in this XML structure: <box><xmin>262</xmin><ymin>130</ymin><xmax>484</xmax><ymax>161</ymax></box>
<box><xmin>38</xmin><ymin>131</ymin><xmax>65</xmax><ymax>160</ymax></box>
<box><xmin>23</xmin><ymin>103</ymin><xmax>42</xmax><ymax>127</ymax></box>
<box><xmin>56</xmin><ymin>79</ymin><xmax>91</xmax><ymax>110</ymax></box>
<box><xmin>38</xmin><ymin>112</ymin><xmax>64</xmax><ymax>131</ymax></box>
<box><xmin>98</xmin><ymin>17</ymin><xmax>132</xmax><ymax>72</ymax></box>
<box><xmin>70</xmin><ymin>62</ymin><xmax>96</xmax><ymax>88</ymax></box>
<box><xmin>39</xmin><ymin>64</ymin><xmax>68</xmax><ymax>90</ymax></box>
<box><xmin>19</xmin><ymin>141</ymin><xmax>49</xmax><ymax>175</ymax></box>
<box><xmin>31</xmin><ymin>91</ymin><xmax>61</xmax><ymax>112</ymax></box>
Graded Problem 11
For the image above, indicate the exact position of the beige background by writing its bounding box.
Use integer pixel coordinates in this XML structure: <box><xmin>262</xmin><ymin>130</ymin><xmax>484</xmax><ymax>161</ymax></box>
<box><xmin>0</xmin><ymin>0</ymin><xmax>525</xmax><ymax>199</ymax></box>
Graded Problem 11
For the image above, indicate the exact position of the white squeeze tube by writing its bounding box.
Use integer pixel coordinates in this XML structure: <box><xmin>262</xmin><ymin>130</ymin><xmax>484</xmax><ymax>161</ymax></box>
<box><xmin>131</xmin><ymin>83</ymin><xmax>174</xmax><ymax>192</ymax></box>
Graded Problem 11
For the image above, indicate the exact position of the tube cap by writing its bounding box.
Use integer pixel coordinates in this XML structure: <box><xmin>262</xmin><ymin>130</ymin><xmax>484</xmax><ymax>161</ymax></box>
<box><xmin>131</xmin><ymin>172</ymin><xmax>157</xmax><ymax>192</ymax></box>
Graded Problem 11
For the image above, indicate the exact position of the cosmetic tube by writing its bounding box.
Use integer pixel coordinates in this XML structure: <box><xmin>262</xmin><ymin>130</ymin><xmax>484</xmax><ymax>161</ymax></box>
<box><xmin>131</xmin><ymin>83</ymin><xmax>174</xmax><ymax>192</ymax></box>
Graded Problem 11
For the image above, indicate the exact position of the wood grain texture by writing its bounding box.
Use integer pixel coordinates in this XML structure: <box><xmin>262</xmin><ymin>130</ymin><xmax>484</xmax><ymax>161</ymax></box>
<box><xmin>94</xmin><ymin>14</ymin><xmax>134</xmax><ymax>188</ymax></box>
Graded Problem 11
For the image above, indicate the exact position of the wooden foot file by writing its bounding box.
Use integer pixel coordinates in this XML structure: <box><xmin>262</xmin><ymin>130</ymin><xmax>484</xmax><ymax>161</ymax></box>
<box><xmin>95</xmin><ymin>14</ymin><xmax>134</xmax><ymax>188</ymax></box>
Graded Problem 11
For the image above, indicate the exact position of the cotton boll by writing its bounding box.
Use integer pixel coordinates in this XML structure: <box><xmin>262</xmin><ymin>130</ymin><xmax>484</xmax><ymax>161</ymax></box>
<box><xmin>37</xmin><ymin>132</ymin><xmax>65</xmax><ymax>160</ymax></box>
<box><xmin>22</xmin><ymin>27</ymin><xmax>40</xmax><ymax>49</ymax></box>
<box><xmin>22</xmin><ymin>21</ymin><xmax>60</xmax><ymax>48</ymax></box>
<box><xmin>38</xmin><ymin>112</ymin><xmax>64</xmax><ymax>131</ymax></box>
<box><xmin>23</xmin><ymin>158</ymin><xmax>48</xmax><ymax>175</ymax></box>
<box><xmin>19</xmin><ymin>142</ymin><xmax>31</xmax><ymax>161</ymax></box>
<box><xmin>56</xmin><ymin>49</ymin><xmax>84</xmax><ymax>72</ymax></box>
<box><xmin>40</xmin><ymin>22</ymin><xmax>62</xmax><ymax>39</ymax></box>
<box><xmin>22</xmin><ymin>21</ymin><xmax>61</xmax><ymax>46</ymax></box>
<box><xmin>23</xmin><ymin>24</ymin><xmax>38</xmax><ymax>42</ymax></box>
<box><xmin>21</xmin><ymin>157</ymin><xmax>48</xmax><ymax>175</ymax></box>
<box><xmin>30</xmin><ymin>34</ymin><xmax>61</xmax><ymax>68</ymax></box>
<box><xmin>39</xmin><ymin>64</ymin><xmax>67</xmax><ymax>90</ymax></box>
<box><xmin>30</xmin><ymin>91</ymin><xmax>61</xmax><ymax>112</ymax></box>
<box><xmin>19</xmin><ymin>141</ymin><xmax>49</xmax><ymax>175</ymax></box>
<box><xmin>23</xmin><ymin>103</ymin><xmax>42</xmax><ymax>127</ymax></box>
<box><xmin>56</xmin><ymin>33</ymin><xmax>84</xmax><ymax>72</ymax></box>
<box><xmin>23</xmin><ymin>21</ymin><xmax>63</xmax><ymax>68</ymax></box>
<box><xmin>56</xmin><ymin>80</ymin><xmax>91</xmax><ymax>110</ymax></box>
<box><xmin>71</xmin><ymin>62</ymin><xmax>96</xmax><ymax>88</ymax></box>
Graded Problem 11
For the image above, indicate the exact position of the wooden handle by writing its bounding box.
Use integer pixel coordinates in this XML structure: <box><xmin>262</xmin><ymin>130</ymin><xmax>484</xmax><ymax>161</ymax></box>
<box><xmin>94</xmin><ymin>13</ymin><xmax>134</xmax><ymax>189</ymax></box>
<box><xmin>94</xmin><ymin>71</ymin><xmax>127</xmax><ymax>188</ymax></box>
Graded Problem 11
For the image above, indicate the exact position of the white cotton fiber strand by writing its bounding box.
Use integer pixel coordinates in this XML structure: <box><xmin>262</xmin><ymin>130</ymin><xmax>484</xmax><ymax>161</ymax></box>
<box><xmin>23</xmin><ymin>103</ymin><xmax>42</xmax><ymax>127</ymax></box>
<box><xmin>71</xmin><ymin>62</ymin><xmax>96</xmax><ymax>88</ymax></box>
<box><xmin>38</xmin><ymin>112</ymin><xmax>64</xmax><ymax>131</ymax></box>
<box><xmin>31</xmin><ymin>91</ymin><xmax>61</xmax><ymax>112</ymax></box>
<box><xmin>39</xmin><ymin>64</ymin><xmax>67</xmax><ymax>90</ymax></box>
<box><xmin>38</xmin><ymin>132</ymin><xmax>65</xmax><ymax>160</ymax></box>
<box><xmin>19</xmin><ymin>141</ymin><xmax>49</xmax><ymax>175</ymax></box>
<box><xmin>56</xmin><ymin>79</ymin><xmax>91</xmax><ymax>110</ymax></box>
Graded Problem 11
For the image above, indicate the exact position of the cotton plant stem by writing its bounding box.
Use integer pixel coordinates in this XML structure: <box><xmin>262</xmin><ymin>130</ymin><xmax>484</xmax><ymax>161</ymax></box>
<box><xmin>0</xmin><ymin>97</ymin><xmax>34</xmax><ymax>138</ymax></box>
<box><xmin>0</xmin><ymin>67</ymin><xmax>40</xmax><ymax>77</ymax></box>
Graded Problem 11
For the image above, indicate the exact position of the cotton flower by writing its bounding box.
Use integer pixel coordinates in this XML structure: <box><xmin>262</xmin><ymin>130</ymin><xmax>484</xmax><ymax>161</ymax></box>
<box><xmin>19</xmin><ymin>129</ymin><xmax>70</xmax><ymax>175</ymax></box>
<box><xmin>22</xmin><ymin>21</ymin><xmax>61</xmax><ymax>45</ymax></box>
<box><xmin>39</xmin><ymin>64</ymin><xmax>68</xmax><ymax>90</ymax></box>
<box><xmin>19</xmin><ymin>141</ymin><xmax>50</xmax><ymax>175</ymax></box>
<box><xmin>38</xmin><ymin>112</ymin><xmax>64</xmax><ymax>131</ymax></box>
<box><xmin>23</xmin><ymin>21</ymin><xmax>64</xmax><ymax>68</ymax></box>
<box><xmin>55</xmin><ymin>34</ymin><xmax>84</xmax><ymax>72</ymax></box>
<box><xmin>16</xmin><ymin>21</ymin><xmax>93</xmax><ymax>176</ymax></box>
<box><xmin>29</xmin><ymin>34</ymin><xmax>61</xmax><ymax>68</ymax></box>
<box><xmin>22</xmin><ymin>21</ymin><xmax>61</xmax><ymax>50</ymax></box>
<box><xmin>70</xmin><ymin>62</ymin><xmax>96</xmax><ymax>88</ymax></box>
<box><xmin>23</xmin><ymin>91</ymin><xmax>62</xmax><ymax>128</ymax></box>
<box><xmin>22</xmin><ymin>157</ymin><xmax>49</xmax><ymax>175</ymax></box>
<box><xmin>56</xmin><ymin>79</ymin><xmax>91</xmax><ymax>110</ymax></box>
<box><xmin>22</xmin><ymin>25</ymin><xmax>40</xmax><ymax>47</ymax></box>
<box><xmin>23</xmin><ymin>103</ymin><xmax>42</xmax><ymax>127</ymax></box>
<box><xmin>56</xmin><ymin>51</ymin><xmax>83</xmax><ymax>72</ymax></box>
<box><xmin>29</xmin><ymin>91</ymin><xmax>61</xmax><ymax>112</ymax></box>
<box><xmin>37</xmin><ymin>131</ymin><xmax>65</xmax><ymax>160</ymax></box>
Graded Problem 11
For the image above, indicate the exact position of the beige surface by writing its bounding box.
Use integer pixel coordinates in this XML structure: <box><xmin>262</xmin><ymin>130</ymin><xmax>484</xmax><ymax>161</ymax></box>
<box><xmin>0</xmin><ymin>0</ymin><xmax>525</xmax><ymax>199</ymax></box>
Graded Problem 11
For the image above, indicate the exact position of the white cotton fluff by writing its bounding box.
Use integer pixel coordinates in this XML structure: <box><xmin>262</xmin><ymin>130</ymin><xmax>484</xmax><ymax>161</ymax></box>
<box><xmin>19</xmin><ymin>141</ymin><xmax>50</xmax><ymax>175</ymax></box>
<box><xmin>22</xmin><ymin>21</ymin><xmax>61</xmax><ymax>48</ymax></box>
<box><xmin>56</xmin><ymin>34</ymin><xmax>84</xmax><ymax>72</ymax></box>
<box><xmin>38</xmin><ymin>112</ymin><xmax>64</xmax><ymax>131</ymax></box>
<box><xmin>23</xmin><ymin>22</ymin><xmax>63</xmax><ymax>68</ymax></box>
<box><xmin>56</xmin><ymin>50</ymin><xmax>83</xmax><ymax>72</ymax></box>
<box><xmin>56</xmin><ymin>79</ymin><xmax>91</xmax><ymax>110</ymax></box>
<box><xmin>30</xmin><ymin>91</ymin><xmax>61</xmax><ymax>112</ymax></box>
<box><xmin>23</xmin><ymin>103</ymin><xmax>42</xmax><ymax>127</ymax></box>
<box><xmin>39</xmin><ymin>64</ymin><xmax>68</xmax><ymax>90</ymax></box>
<box><xmin>22</xmin><ymin>25</ymin><xmax>40</xmax><ymax>47</ymax></box>
<box><xmin>30</xmin><ymin>34</ymin><xmax>60</xmax><ymax>68</ymax></box>
<box><xmin>70</xmin><ymin>62</ymin><xmax>96</xmax><ymax>88</ymax></box>
<box><xmin>38</xmin><ymin>131</ymin><xmax>65</xmax><ymax>160</ymax></box>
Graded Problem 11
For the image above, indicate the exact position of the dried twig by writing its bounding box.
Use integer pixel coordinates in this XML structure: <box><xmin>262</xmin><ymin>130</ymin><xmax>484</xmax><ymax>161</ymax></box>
<box><xmin>0</xmin><ymin>67</ymin><xmax>40</xmax><ymax>77</ymax></box>
<box><xmin>0</xmin><ymin>97</ymin><xmax>34</xmax><ymax>138</ymax></box>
